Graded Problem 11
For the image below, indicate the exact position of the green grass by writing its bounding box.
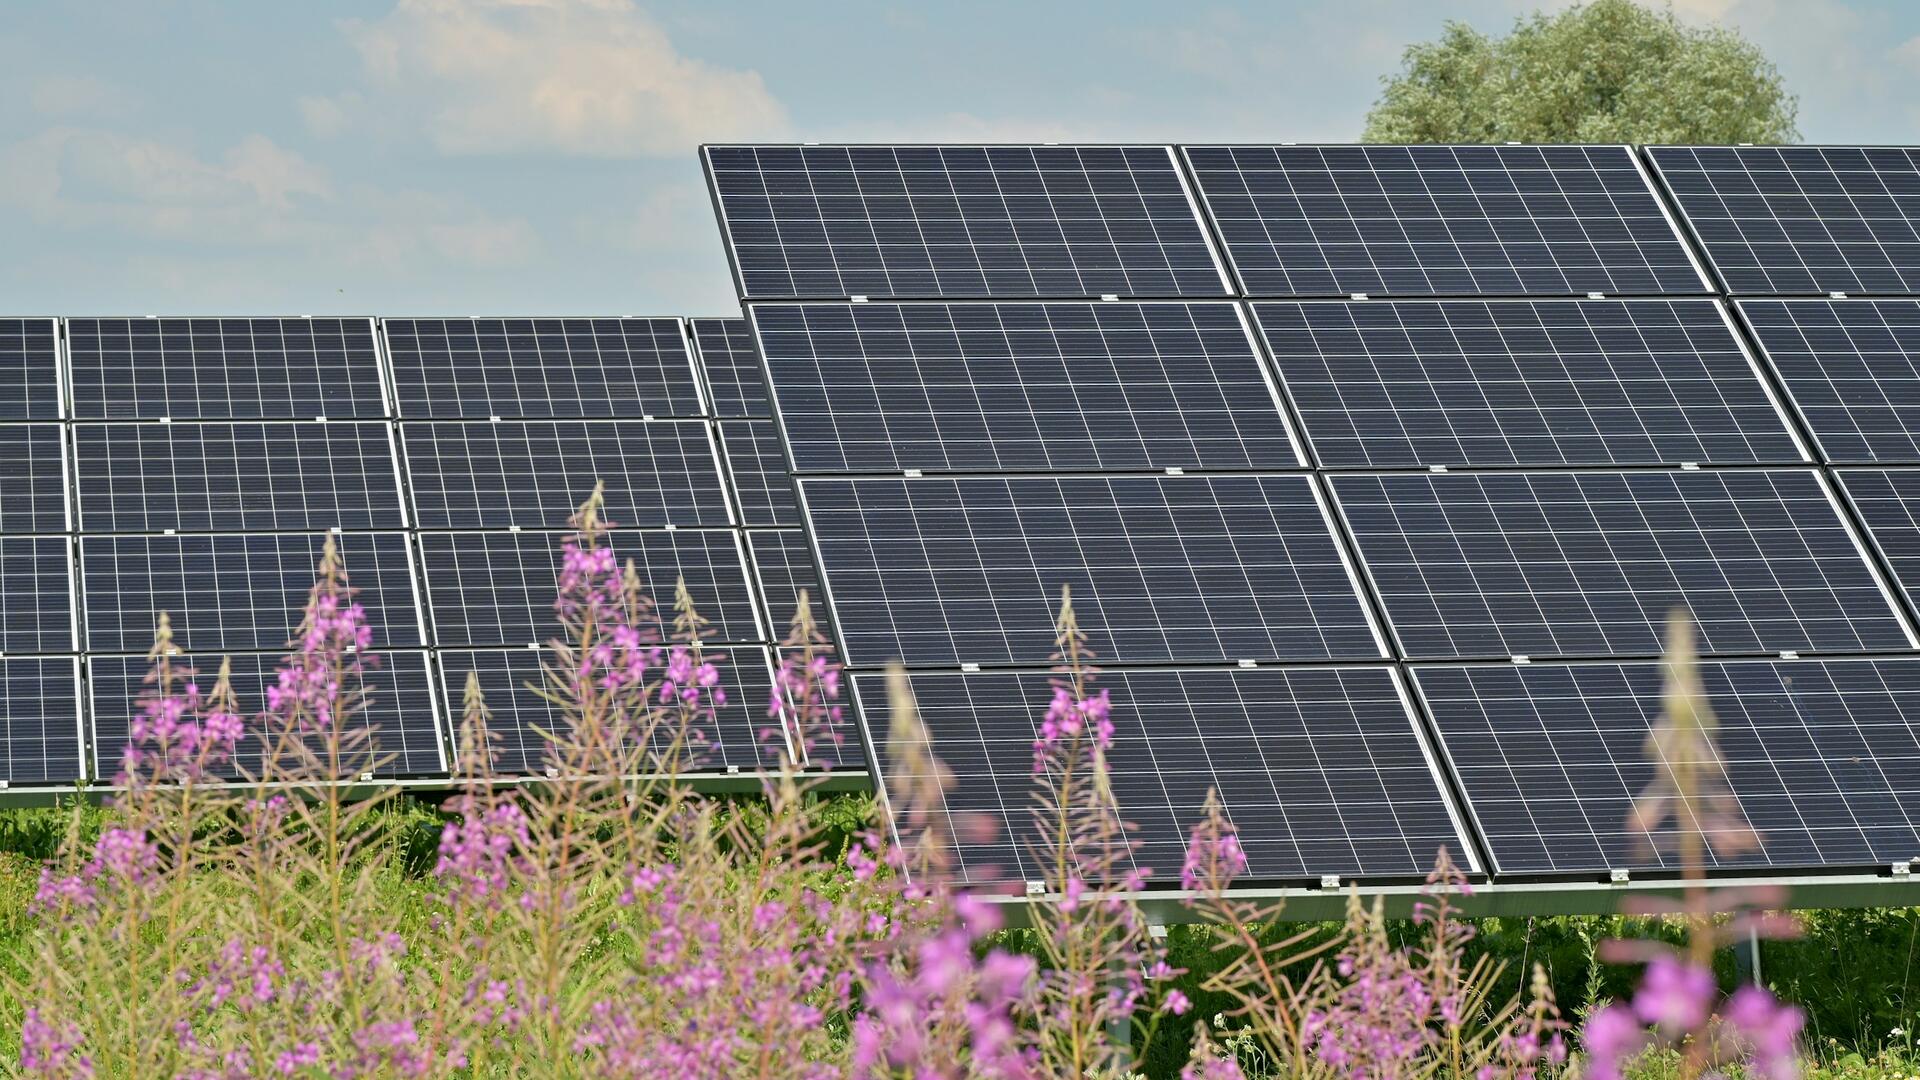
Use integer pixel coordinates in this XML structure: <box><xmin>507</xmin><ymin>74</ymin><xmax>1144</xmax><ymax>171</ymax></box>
<box><xmin>4</xmin><ymin>798</ymin><xmax>1916</xmax><ymax>1077</ymax></box>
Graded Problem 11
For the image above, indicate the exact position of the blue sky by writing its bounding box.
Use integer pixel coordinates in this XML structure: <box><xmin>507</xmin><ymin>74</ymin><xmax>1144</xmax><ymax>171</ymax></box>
<box><xmin>4</xmin><ymin>0</ymin><xmax>1919</xmax><ymax>317</ymax></box>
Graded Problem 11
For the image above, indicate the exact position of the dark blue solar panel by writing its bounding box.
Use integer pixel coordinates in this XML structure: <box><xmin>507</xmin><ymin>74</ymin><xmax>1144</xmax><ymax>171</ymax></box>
<box><xmin>75</xmin><ymin>422</ymin><xmax>405</xmax><ymax>532</ymax></box>
<box><xmin>439</xmin><ymin>645</ymin><xmax>782</xmax><ymax>774</ymax></box>
<box><xmin>80</xmin><ymin>532</ymin><xmax>423</xmax><ymax>653</ymax></box>
<box><xmin>88</xmin><ymin>650</ymin><xmax>445</xmax><ymax>780</ymax></box>
<box><xmin>1331</xmin><ymin>469</ymin><xmax>1913</xmax><ymax>660</ymax></box>
<box><xmin>1835</xmin><ymin>468</ymin><xmax>1920</xmax><ymax>614</ymax></box>
<box><xmin>0</xmin><ymin>319</ymin><xmax>61</xmax><ymax>420</ymax></box>
<box><xmin>67</xmin><ymin>317</ymin><xmax>387</xmax><ymax>420</ymax></box>
<box><xmin>747</xmin><ymin>530</ymin><xmax>823</xmax><ymax>639</ymax></box>
<box><xmin>0</xmin><ymin>425</ymin><xmax>70</xmax><ymax>533</ymax></box>
<box><xmin>1739</xmin><ymin>299</ymin><xmax>1920</xmax><ymax>463</ymax></box>
<box><xmin>1255</xmin><ymin>299</ymin><xmax>1804</xmax><ymax>468</ymax></box>
<box><xmin>753</xmin><ymin>301</ymin><xmax>1301</xmax><ymax>473</ymax></box>
<box><xmin>691</xmin><ymin>317</ymin><xmax>768</xmax><ymax>418</ymax></box>
<box><xmin>801</xmin><ymin>474</ymin><xmax>1383</xmax><ymax>667</ymax></box>
<box><xmin>1415</xmin><ymin>658</ymin><xmax>1920</xmax><ymax>874</ymax></box>
<box><xmin>864</xmin><ymin>665</ymin><xmax>1469</xmax><ymax>884</ymax></box>
<box><xmin>1650</xmin><ymin>146</ymin><xmax>1920</xmax><ymax>296</ymax></box>
<box><xmin>0</xmin><ymin>658</ymin><xmax>82</xmax><ymax>785</ymax></box>
<box><xmin>704</xmin><ymin>144</ymin><xmax>1230</xmax><ymax>300</ymax></box>
<box><xmin>416</xmin><ymin>529</ymin><xmax>761</xmax><ymax>648</ymax></box>
<box><xmin>718</xmin><ymin>419</ymin><xmax>799</xmax><ymax>526</ymax></box>
<box><xmin>401</xmin><ymin>420</ymin><xmax>729</xmax><ymax>529</ymax></box>
<box><xmin>0</xmin><ymin>538</ymin><xmax>74</xmax><ymax>654</ymax></box>
<box><xmin>1186</xmin><ymin>145</ymin><xmax>1707</xmax><ymax>297</ymax></box>
<box><xmin>384</xmin><ymin>317</ymin><xmax>703</xmax><ymax>419</ymax></box>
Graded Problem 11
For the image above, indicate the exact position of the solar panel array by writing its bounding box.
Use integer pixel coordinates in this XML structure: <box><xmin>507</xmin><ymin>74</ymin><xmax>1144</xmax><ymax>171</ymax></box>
<box><xmin>0</xmin><ymin>315</ymin><xmax>839</xmax><ymax>790</ymax></box>
<box><xmin>705</xmin><ymin>143</ymin><xmax>1920</xmax><ymax>889</ymax></box>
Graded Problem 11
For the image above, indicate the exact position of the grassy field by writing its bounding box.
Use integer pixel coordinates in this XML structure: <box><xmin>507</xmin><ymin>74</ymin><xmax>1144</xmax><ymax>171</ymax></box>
<box><xmin>2</xmin><ymin>795</ymin><xmax>1916</xmax><ymax>1077</ymax></box>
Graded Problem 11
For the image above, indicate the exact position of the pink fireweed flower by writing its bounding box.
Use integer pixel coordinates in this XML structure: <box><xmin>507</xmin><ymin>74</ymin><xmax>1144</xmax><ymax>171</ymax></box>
<box><xmin>1180</xmin><ymin>816</ymin><xmax>1249</xmax><ymax>892</ymax></box>
<box><xmin>19</xmin><ymin>1008</ymin><xmax>92</xmax><ymax>1079</ymax></box>
<box><xmin>1632</xmin><ymin>954</ymin><xmax>1716</xmax><ymax>1033</ymax></box>
<box><xmin>1032</xmin><ymin>686</ymin><xmax>1113</xmax><ymax>771</ymax></box>
<box><xmin>435</xmin><ymin>798</ymin><xmax>530</xmax><ymax>907</ymax></box>
<box><xmin>1577</xmin><ymin>1004</ymin><xmax>1648</xmax><ymax>1080</ymax></box>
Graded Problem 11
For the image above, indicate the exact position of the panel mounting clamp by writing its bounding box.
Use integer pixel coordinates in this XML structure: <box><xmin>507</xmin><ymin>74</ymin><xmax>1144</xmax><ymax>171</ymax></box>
<box><xmin>1237</xmin><ymin>659</ymin><xmax>1258</xmax><ymax>668</ymax></box>
<box><xmin>1319</xmin><ymin>874</ymin><xmax>1342</xmax><ymax>890</ymax></box>
<box><xmin>850</xmin><ymin>295</ymin><xmax>868</xmax><ymax>304</ymax></box>
<box><xmin>1510</xmin><ymin>655</ymin><xmax>1531</xmax><ymax>665</ymax></box>
<box><xmin>1349</xmin><ymin>292</ymin><xmax>1369</xmax><ymax>301</ymax></box>
<box><xmin>1026</xmin><ymin>880</ymin><xmax>1046</xmax><ymax>896</ymax></box>
<box><xmin>1829</xmin><ymin>291</ymin><xmax>1849</xmax><ymax>300</ymax></box>
<box><xmin>960</xmin><ymin>662</ymin><xmax>981</xmax><ymax>673</ymax></box>
<box><xmin>1587</xmin><ymin>292</ymin><xmax>1605</xmax><ymax>300</ymax></box>
<box><xmin>1165</xmin><ymin>467</ymin><xmax>1185</xmax><ymax>476</ymax></box>
<box><xmin>1609</xmin><ymin>868</ymin><xmax>1630</xmax><ymax>885</ymax></box>
<box><xmin>1779</xmin><ymin>651</ymin><xmax>1799</xmax><ymax>660</ymax></box>
<box><xmin>903</xmin><ymin>469</ymin><xmax>922</xmax><ymax>479</ymax></box>
<box><xmin>1893</xmin><ymin>861</ymin><xmax>1913</xmax><ymax>878</ymax></box>
<box><xmin>1099</xmin><ymin>294</ymin><xmax>1119</xmax><ymax>302</ymax></box>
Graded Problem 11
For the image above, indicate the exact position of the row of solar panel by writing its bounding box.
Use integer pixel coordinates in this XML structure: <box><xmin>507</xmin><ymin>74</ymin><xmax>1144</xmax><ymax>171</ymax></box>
<box><xmin>0</xmin><ymin>419</ymin><xmax>798</xmax><ymax>532</ymax></box>
<box><xmin>871</xmin><ymin>655</ymin><xmax>1920</xmax><ymax>881</ymax></box>
<box><xmin>0</xmin><ymin>645</ymin><xmax>787</xmax><ymax>786</ymax></box>
<box><xmin>703</xmin><ymin>144</ymin><xmax>1920</xmax><ymax>300</ymax></box>
<box><xmin>0</xmin><ymin>316</ymin><xmax>771</xmax><ymax>421</ymax></box>
<box><xmin>752</xmin><ymin>296</ymin><xmax>1920</xmax><ymax>470</ymax></box>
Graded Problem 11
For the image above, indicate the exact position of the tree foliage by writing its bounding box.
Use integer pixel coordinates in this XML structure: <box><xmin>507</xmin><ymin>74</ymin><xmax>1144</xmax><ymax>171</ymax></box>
<box><xmin>1362</xmin><ymin>0</ymin><xmax>1798</xmax><ymax>145</ymax></box>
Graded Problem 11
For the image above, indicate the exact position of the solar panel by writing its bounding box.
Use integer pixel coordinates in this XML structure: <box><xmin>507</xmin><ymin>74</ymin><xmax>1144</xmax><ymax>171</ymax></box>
<box><xmin>753</xmin><ymin>301</ymin><xmax>1303</xmax><ymax>473</ymax></box>
<box><xmin>718</xmin><ymin>419</ymin><xmax>799</xmax><ymax>526</ymax></box>
<box><xmin>1414</xmin><ymin>658</ymin><xmax>1920</xmax><ymax>874</ymax></box>
<box><xmin>863</xmin><ymin>665</ymin><xmax>1471</xmax><ymax>884</ymax></box>
<box><xmin>704</xmin><ymin>144</ymin><xmax>1230</xmax><ymax>300</ymax></box>
<box><xmin>383</xmin><ymin>317</ymin><xmax>704</xmax><ymax>419</ymax></box>
<box><xmin>67</xmin><ymin>317</ymin><xmax>387</xmax><ymax>420</ymax></box>
<box><xmin>801</xmin><ymin>474</ymin><xmax>1384</xmax><ymax>667</ymax></box>
<box><xmin>1738</xmin><ymin>299</ymin><xmax>1920</xmax><ymax>463</ymax></box>
<box><xmin>438</xmin><ymin>645</ymin><xmax>782</xmax><ymax>774</ymax></box>
<box><xmin>400</xmin><ymin>420</ymin><xmax>730</xmax><ymax>529</ymax></box>
<box><xmin>747</xmin><ymin>530</ymin><xmax>823</xmax><ymax>638</ymax></box>
<box><xmin>74</xmin><ymin>422</ymin><xmax>406</xmax><ymax>533</ymax></box>
<box><xmin>415</xmin><ymin>530</ymin><xmax>762</xmax><ymax>648</ymax></box>
<box><xmin>0</xmin><ymin>657</ymin><xmax>82</xmax><ymax>785</ymax></box>
<box><xmin>1330</xmin><ymin>469</ymin><xmax>1915</xmax><ymax>661</ymax></box>
<box><xmin>0</xmin><ymin>319</ymin><xmax>62</xmax><ymax>420</ymax></box>
<box><xmin>1184</xmin><ymin>145</ymin><xmax>1708</xmax><ymax>298</ymax></box>
<box><xmin>0</xmin><ymin>537</ymin><xmax>75</xmax><ymax>654</ymax></box>
<box><xmin>1833</xmin><ymin>467</ymin><xmax>1920</xmax><ymax>611</ymax></box>
<box><xmin>87</xmin><ymin>650</ymin><xmax>445</xmax><ymax>781</ymax></box>
<box><xmin>0</xmin><ymin>425</ymin><xmax>71</xmax><ymax>533</ymax></box>
<box><xmin>691</xmin><ymin>317</ymin><xmax>769</xmax><ymax>418</ymax></box>
<box><xmin>1649</xmin><ymin>146</ymin><xmax>1920</xmax><ymax>296</ymax></box>
<box><xmin>79</xmin><ymin>532</ymin><xmax>423</xmax><ymax>653</ymax></box>
<box><xmin>1253</xmin><ymin>299</ymin><xmax>1806</xmax><ymax>468</ymax></box>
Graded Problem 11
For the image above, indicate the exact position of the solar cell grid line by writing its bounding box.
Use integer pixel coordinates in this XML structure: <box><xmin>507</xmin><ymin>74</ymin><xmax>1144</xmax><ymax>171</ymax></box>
<box><xmin>0</xmin><ymin>658</ymin><xmax>83</xmax><ymax>785</ymax></box>
<box><xmin>0</xmin><ymin>425</ymin><xmax>72</xmax><ymax>533</ymax></box>
<box><xmin>382</xmin><ymin>317</ymin><xmax>705</xmax><ymax>419</ymax></box>
<box><xmin>415</xmin><ymin>529</ymin><xmax>763</xmax><ymax>649</ymax></box>
<box><xmin>1252</xmin><ymin>298</ymin><xmax>1809</xmax><ymax>469</ymax></box>
<box><xmin>1182</xmin><ymin>144</ymin><xmax>1711</xmax><ymax>298</ymax></box>
<box><xmin>718</xmin><ymin>418</ymin><xmax>800</xmax><ymax>526</ymax></box>
<box><xmin>690</xmin><ymin>316</ymin><xmax>769</xmax><ymax>418</ymax></box>
<box><xmin>1648</xmin><ymin>146</ymin><xmax>1920</xmax><ymax>297</ymax></box>
<box><xmin>66</xmin><ymin>317</ymin><xmax>388</xmax><ymax>420</ymax></box>
<box><xmin>0</xmin><ymin>318</ymin><xmax>62</xmax><ymax>420</ymax></box>
<box><xmin>74</xmin><ymin>421</ymin><xmax>407</xmax><ymax>533</ymax></box>
<box><xmin>1833</xmin><ymin>468</ymin><xmax>1920</xmax><ymax>618</ymax></box>
<box><xmin>751</xmin><ymin>300</ymin><xmax>1305</xmax><ymax>474</ymax></box>
<box><xmin>797</xmin><ymin>473</ymin><xmax>1387</xmax><ymax>668</ymax></box>
<box><xmin>1412</xmin><ymin>657</ymin><xmax>1920</xmax><ymax>875</ymax></box>
<box><xmin>702</xmin><ymin>144</ymin><xmax>1233</xmax><ymax>300</ymax></box>
<box><xmin>400</xmin><ymin>419</ymin><xmax>731</xmax><ymax>530</ymax></box>
<box><xmin>1737</xmin><ymin>299</ymin><xmax>1920</xmax><ymax>464</ymax></box>
<box><xmin>747</xmin><ymin>529</ymin><xmax>825</xmax><ymax>641</ymax></box>
<box><xmin>438</xmin><ymin>646</ymin><xmax>787</xmax><ymax>774</ymax></box>
<box><xmin>87</xmin><ymin>651</ymin><xmax>446</xmax><ymax>782</ymax></box>
<box><xmin>1328</xmin><ymin>468</ymin><xmax>1918</xmax><ymax>662</ymax></box>
<box><xmin>0</xmin><ymin>537</ymin><xmax>76</xmax><ymax>655</ymax></box>
<box><xmin>856</xmin><ymin>665</ymin><xmax>1476</xmax><ymax>885</ymax></box>
<box><xmin>79</xmin><ymin>532</ymin><xmax>425</xmax><ymax>654</ymax></box>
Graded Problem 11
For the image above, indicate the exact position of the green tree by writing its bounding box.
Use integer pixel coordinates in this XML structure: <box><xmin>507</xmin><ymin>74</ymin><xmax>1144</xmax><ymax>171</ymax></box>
<box><xmin>1362</xmin><ymin>0</ymin><xmax>1797</xmax><ymax>144</ymax></box>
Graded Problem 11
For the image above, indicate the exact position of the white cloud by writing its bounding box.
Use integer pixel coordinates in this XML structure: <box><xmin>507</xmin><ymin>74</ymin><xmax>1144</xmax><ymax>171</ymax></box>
<box><xmin>336</xmin><ymin>0</ymin><xmax>789</xmax><ymax>156</ymax></box>
<box><xmin>298</xmin><ymin>95</ymin><xmax>352</xmax><ymax>138</ymax></box>
<box><xmin>0</xmin><ymin>126</ymin><xmax>538</xmax><ymax>275</ymax></box>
